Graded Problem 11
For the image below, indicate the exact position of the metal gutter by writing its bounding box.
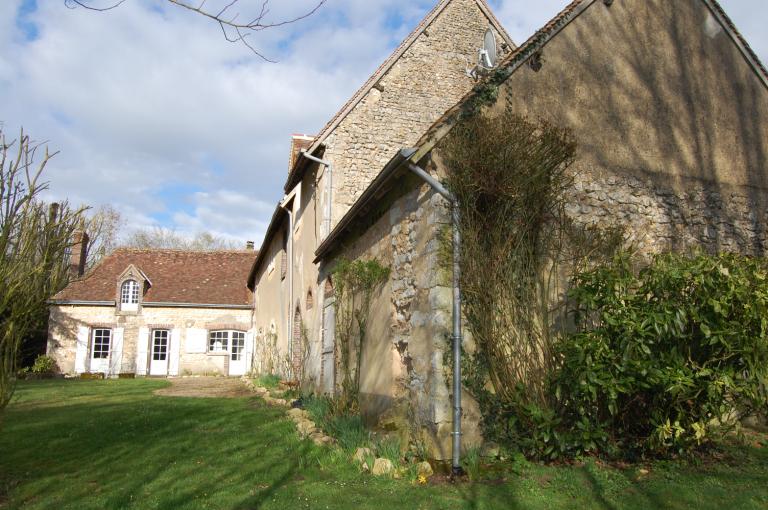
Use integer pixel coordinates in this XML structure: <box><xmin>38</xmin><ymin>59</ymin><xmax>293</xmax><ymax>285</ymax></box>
<box><xmin>48</xmin><ymin>300</ymin><xmax>115</xmax><ymax>306</ymax></box>
<box><xmin>142</xmin><ymin>302</ymin><xmax>253</xmax><ymax>310</ymax></box>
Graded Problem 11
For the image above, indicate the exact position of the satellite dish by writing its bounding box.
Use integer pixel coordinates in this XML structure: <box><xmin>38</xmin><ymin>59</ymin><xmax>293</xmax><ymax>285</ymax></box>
<box><xmin>479</xmin><ymin>28</ymin><xmax>498</xmax><ymax>69</ymax></box>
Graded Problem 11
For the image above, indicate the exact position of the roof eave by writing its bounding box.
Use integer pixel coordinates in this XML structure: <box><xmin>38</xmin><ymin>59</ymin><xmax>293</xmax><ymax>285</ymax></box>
<box><xmin>314</xmin><ymin>148</ymin><xmax>417</xmax><ymax>263</ymax></box>
<box><xmin>247</xmin><ymin>206</ymin><xmax>288</xmax><ymax>290</ymax></box>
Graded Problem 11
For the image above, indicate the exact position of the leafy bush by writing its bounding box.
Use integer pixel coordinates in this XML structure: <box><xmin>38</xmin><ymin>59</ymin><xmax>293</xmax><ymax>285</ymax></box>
<box><xmin>481</xmin><ymin>252</ymin><xmax>768</xmax><ymax>460</ymax></box>
<box><xmin>31</xmin><ymin>355</ymin><xmax>56</xmax><ymax>374</ymax></box>
<box><xmin>555</xmin><ymin>252</ymin><xmax>768</xmax><ymax>457</ymax></box>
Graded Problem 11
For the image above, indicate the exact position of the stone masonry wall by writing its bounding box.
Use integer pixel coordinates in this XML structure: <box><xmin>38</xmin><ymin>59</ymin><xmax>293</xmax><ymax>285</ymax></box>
<box><xmin>48</xmin><ymin>305</ymin><xmax>253</xmax><ymax>376</ymax></box>
<box><xmin>320</xmin><ymin>175</ymin><xmax>482</xmax><ymax>460</ymax></box>
<box><xmin>567</xmin><ymin>172</ymin><xmax>768</xmax><ymax>256</ymax></box>
<box><xmin>321</xmin><ymin>0</ymin><xmax>511</xmax><ymax>230</ymax></box>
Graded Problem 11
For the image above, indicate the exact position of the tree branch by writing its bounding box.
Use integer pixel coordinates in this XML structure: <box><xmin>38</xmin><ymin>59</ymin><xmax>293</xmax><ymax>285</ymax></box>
<box><xmin>66</xmin><ymin>0</ymin><xmax>326</xmax><ymax>61</ymax></box>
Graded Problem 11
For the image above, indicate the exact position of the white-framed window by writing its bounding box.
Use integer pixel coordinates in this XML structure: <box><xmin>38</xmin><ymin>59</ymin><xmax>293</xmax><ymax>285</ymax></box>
<box><xmin>120</xmin><ymin>279</ymin><xmax>140</xmax><ymax>311</ymax></box>
<box><xmin>208</xmin><ymin>330</ymin><xmax>245</xmax><ymax>354</ymax></box>
<box><xmin>92</xmin><ymin>329</ymin><xmax>112</xmax><ymax>359</ymax></box>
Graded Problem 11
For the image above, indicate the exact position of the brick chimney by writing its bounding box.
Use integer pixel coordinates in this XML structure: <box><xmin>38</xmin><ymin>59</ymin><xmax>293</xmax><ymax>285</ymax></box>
<box><xmin>69</xmin><ymin>230</ymin><xmax>89</xmax><ymax>277</ymax></box>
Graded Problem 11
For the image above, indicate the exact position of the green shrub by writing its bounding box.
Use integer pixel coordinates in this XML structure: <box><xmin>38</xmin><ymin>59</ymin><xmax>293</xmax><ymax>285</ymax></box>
<box><xmin>31</xmin><ymin>355</ymin><xmax>56</xmax><ymax>374</ymax></box>
<box><xmin>482</xmin><ymin>252</ymin><xmax>768</xmax><ymax>460</ymax></box>
<box><xmin>554</xmin><ymin>252</ymin><xmax>768</xmax><ymax>458</ymax></box>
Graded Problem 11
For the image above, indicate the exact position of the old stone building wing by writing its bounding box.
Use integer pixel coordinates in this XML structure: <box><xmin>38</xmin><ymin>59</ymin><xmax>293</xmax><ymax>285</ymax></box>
<box><xmin>48</xmin><ymin>247</ymin><xmax>257</xmax><ymax>378</ymax></box>
<box><xmin>248</xmin><ymin>0</ymin><xmax>514</xmax><ymax>393</ymax></box>
<box><xmin>305</xmin><ymin>0</ymin><xmax>768</xmax><ymax>459</ymax></box>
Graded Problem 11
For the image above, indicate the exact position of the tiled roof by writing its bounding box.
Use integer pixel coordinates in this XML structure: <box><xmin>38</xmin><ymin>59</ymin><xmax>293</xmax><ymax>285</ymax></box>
<box><xmin>54</xmin><ymin>249</ymin><xmax>256</xmax><ymax>306</ymax></box>
<box><xmin>283</xmin><ymin>0</ymin><xmax>515</xmax><ymax>192</ymax></box>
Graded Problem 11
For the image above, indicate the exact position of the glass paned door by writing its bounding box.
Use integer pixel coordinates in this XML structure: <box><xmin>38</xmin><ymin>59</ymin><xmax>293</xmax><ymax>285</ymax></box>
<box><xmin>229</xmin><ymin>332</ymin><xmax>247</xmax><ymax>376</ymax></box>
<box><xmin>91</xmin><ymin>329</ymin><xmax>111</xmax><ymax>374</ymax></box>
<box><xmin>149</xmin><ymin>330</ymin><xmax>169</xmax><ymax>376</ymax></box>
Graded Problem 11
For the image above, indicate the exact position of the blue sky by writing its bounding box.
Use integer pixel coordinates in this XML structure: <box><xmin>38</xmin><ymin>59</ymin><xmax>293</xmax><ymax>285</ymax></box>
<box><xmin>1</xmin><ymin>0</ymin><xmax>766</xmax><ymax>244</ymax></box>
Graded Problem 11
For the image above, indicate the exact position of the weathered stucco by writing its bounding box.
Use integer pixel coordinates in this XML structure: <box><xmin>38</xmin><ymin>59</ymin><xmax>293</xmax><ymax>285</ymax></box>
<box><xmin>48</xmin><ymin>304</ymin><xmax>253</xmax><ymax>376</ymax></box>
<box><xmin>479</xmin><ymin>0</ymin><xmax>768</xmax><ymax>255</ymax></box>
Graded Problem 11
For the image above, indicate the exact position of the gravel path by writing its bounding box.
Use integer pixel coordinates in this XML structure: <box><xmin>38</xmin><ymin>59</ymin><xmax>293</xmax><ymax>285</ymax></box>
<box><xmin>153</xmin><ymin>377</ymin><xmax>252</xmax><ymax>398</ymax></box>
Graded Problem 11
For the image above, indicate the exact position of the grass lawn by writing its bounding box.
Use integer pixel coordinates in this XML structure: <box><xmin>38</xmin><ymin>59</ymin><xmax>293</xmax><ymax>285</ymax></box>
<box><xmin>0</xmin><ymin>380</ymin><xmax>766</xmax><ymax>509</ymax></box>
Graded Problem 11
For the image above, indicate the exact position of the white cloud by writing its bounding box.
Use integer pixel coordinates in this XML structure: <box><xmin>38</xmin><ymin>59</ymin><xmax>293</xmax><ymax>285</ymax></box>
<box><xmin>1</xmin><ymin>0</ymin><xmax>765</xmax><ymax>247</ymax></box>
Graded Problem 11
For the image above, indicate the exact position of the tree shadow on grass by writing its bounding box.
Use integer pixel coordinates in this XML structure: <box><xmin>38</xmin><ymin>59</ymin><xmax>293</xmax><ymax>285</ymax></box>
<box><xmin>0</xmin><ymin>380</ymin><xmax>311</xmax><ymax>510</ymax></box>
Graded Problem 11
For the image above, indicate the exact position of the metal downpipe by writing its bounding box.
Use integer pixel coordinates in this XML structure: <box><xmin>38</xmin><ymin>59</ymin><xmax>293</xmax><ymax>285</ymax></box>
<box><xmin>407</xmin><ymin>161</ymin><xmax>464</xmax><ymax>476</ymax></box>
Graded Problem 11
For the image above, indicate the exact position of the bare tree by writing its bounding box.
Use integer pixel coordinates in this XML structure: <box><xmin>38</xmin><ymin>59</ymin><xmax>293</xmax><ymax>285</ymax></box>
<box><xmin>64</xmin><ymin>0</ymin><xmax>326</xmax><ymax>61</ymax></box>
<box><xmin>83</xmin><ymin>204</ymin><xmax>125</xmax><ymax>269</ymax></box>
<box><xmin>122</xmin><ymin>226</ymin><xmax>240</xmax><ymax>251</ymax></box>
<box><xmin>0</xmin><ymin>127</ymin><xmax>85</xmax><ymax>412</ymax></box>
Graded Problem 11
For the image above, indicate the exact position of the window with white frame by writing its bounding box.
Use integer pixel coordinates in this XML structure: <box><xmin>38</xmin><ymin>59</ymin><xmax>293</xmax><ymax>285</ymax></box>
<box><xmin>208</xmin><ymin>330</ymin><xmax>245</xmax><ymax>354</ymax></box>
<box><xmin>208</xmin><ymin>330</ymin><xmax>245</xmax><ymax>353</ymax></box>
<box><xmin>92</xmin><ymin>329</ymin><xmax>111</xmax><ymax>359</ymax></box>
<box><xmin>120</xmin><ymin>279</ymin><xmax>140</xmax><ymax>311</ymax></box>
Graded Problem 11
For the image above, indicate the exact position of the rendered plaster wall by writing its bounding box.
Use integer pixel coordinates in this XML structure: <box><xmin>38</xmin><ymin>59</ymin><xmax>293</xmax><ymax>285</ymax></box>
<box><xmin>318</xmin><ymin>0</ymin><xmax>512</xmax><ymax>232</ymax></box>
<box><xmin>319</xmin><ymin>176</ymin><xmax>483</xmax><ymax>460</ymax></box>
<box><xmin>47</xmin><ymin>305</ymin><xmax>253</xmax><ymax>376</ymax></box>
<box><xmin>251</xmin><ymin>223</ymin><xmax>292</xmax><ymax>378</ymax></box>
<box><xmin>483</xmin><ymin>0</ymin><xmax>768</xmax><ymax>255</ymax></box>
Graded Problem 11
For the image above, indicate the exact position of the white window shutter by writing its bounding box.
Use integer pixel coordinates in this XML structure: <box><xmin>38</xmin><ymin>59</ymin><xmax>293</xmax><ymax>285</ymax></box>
<box><xmin>75</xmin><ymin>326</ymin><xmax>89</xmax><ymax>374</ymax></box>
<box><xmin>109</xmin><ymin>328</ymin><xmax>124</xmax><ymax>377</ymax></box>
<box><xmin>185</xmin><ymin>328</ymin><xmax>208</xmax><ymax>353</ymax></box>
<box><xmin>245</xmin><ymin>331</ymin><xmax>255</xmax><ymax>374</ymax></box>
<box><xmin>136</xmin><ymin>327</ymin><xmax>149</xmax><ymax>376</ymax></box>
<box><xmin>169</xmin><ymin>329</ymin><xmax>181</xmax><ymax>376</ymax></box>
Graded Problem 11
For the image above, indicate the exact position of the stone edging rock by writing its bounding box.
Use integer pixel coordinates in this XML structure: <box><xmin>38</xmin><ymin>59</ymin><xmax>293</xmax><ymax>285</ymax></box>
<box><xmin>241</xmin><ymin>377</ymin><xmax>335</xmax><ymax>447</ymax></box>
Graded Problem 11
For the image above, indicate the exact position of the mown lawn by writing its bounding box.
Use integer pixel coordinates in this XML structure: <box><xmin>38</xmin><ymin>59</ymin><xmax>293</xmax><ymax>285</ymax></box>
<box><xmin>0</xmin><ymin>380</ymin><xmax>766</xmax><ymax>509</ymax></box>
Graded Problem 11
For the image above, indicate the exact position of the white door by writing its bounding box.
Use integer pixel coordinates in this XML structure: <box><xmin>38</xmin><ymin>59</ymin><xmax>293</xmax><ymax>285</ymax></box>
<box><xmin>90</xmin><ymin>328</ymin><xmax>112</xmax><ymax>375</ymax></box>
<box><xmin>229</xmin><ymin>331</ymin><xmax>247</xmax><ymax>376</ymax></box>
<box><xmin>149</xmin><ymin>330</ymin><xmax>170</xmax><ymax>376</ymax></box>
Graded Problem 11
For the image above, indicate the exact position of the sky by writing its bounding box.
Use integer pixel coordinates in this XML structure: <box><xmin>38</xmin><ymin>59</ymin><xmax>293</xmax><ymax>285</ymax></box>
<box><xmin>1</xmin><ymin>0</ymin><xmax>766</xmax><ymax>246</ymax></box>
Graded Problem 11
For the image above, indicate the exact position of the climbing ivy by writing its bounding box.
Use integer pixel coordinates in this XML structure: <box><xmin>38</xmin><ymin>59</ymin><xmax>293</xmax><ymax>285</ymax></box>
<box><xmin>332</xmin><ymin>258</ymin><xmax>390</xmax><ymax>412</ymax></box>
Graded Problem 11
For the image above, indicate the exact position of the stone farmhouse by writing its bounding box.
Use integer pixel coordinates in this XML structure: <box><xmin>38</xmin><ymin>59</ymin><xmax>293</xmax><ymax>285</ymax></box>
<box><xmin>250</xmin><ymin>0</ymin><xmax>768</xmax><ymax>460</ymax></box>
<box><xmin>45</xmin><ymin>0</ymin><xmax>768</xmax><ymax>461</ymax></box>
<box><xmin>247</xmin><ymin>0</ymin><xmax>513</xmax><ymax>391</ymax></box>
<box><xmin>48</xmin><ymin>244</ymin><xmax>257</xmax><ymax>378</ymax></box>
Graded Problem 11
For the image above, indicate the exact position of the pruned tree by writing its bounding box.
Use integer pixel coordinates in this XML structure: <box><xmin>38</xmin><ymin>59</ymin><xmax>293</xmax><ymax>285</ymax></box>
<box><xmin>122</xmin><ymin>226</ymin><xmax>240</xmax><ymax>251</ymax></box>
<box><xmin>84</xmin><ymin>204</ymin><xmax>125</xmax><ymax>269</ymax></box>
<box><xmin>65</xmin><ymin>0</ymin><xmax>326</xmax><ymax>61</ymax></box>
<box><xmin>0</xmin><ymin>127</ymin><xmax>86</xmax><ymax>412</ymax></box>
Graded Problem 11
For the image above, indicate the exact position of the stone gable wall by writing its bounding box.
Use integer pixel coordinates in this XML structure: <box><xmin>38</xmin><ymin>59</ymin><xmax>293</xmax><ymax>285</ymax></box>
<box><xmin>482</xmin><ymin>0</ymin><xmax>768</xmax><ymax>257</ymax></box>
<box><xmin>320</xmin><ymin>0</ymin><xmax>511</xmax><ymax>230</ymax></box>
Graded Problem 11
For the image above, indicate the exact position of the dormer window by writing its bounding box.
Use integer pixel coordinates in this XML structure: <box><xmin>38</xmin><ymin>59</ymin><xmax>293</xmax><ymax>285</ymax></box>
<box><xmin>121</xmin><ymin>279</ymin><xmax>140</xmax><ymax>311</ymax></box>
